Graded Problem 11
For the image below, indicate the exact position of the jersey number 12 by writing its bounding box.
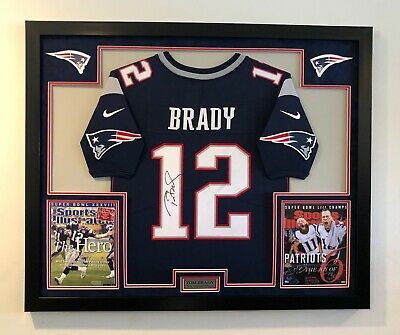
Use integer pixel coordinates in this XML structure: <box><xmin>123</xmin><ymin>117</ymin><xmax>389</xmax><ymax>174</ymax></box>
<box><xmin>151</xmin><ymin>143</ymin><xmax>251</xmax><ymax>240</ymax></box>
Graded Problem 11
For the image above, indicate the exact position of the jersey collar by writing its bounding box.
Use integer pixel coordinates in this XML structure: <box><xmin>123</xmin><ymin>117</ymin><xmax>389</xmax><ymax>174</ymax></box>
<box><xmin>158</xmin><ymin>51</ymin><xmax>246</xmax><ymax>80</ymax></box>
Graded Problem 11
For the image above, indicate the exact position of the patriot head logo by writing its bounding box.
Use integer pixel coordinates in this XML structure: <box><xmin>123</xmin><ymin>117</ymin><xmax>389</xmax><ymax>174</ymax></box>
<box><xmin>310</xmin><ymin>54</ymin><xmax>352</xmax><ymax>78</ymax></box>
<box><xmin>86</xmin><ymin>129</ymin><xmax>142</xmax><ymax>160</ymax></box>
<box><xmin>46</xmin><ymin>50</ymin><xmax>91</xmax><ymax>75</ymax></box>
<box><xmin>260</xmin><ymin>131</ymin><xmax>317</xmax><ymax>160</ymax></box>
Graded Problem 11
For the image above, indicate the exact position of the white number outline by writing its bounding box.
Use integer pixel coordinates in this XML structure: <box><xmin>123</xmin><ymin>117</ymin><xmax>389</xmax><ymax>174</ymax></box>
<box><xmin>119</xmin><ymin>60</ymin><xmax>152</xmax><ymax>88</ymax></box>
<box><xmin>252</xmin><ymin>66</ymin><xmax>283</xmax><ymax>85</ymax></box>
<box><xmin>194</xmin><ymin>143</ymin><xmax>251</xmax><ymax>240</ymax></box>
<box><xmin>151</xmin><ymin>143</ymin><xmax>251</xmax><ymax>240</ymax></box>
<box><xmin>151</xmin><ymin>143</ymin><xmax>189</xmax><ymax>240</ymax></box>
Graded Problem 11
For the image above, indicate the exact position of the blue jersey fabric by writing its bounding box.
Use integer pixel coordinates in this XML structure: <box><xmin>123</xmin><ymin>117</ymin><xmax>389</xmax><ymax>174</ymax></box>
<box><xmin>81</xmin><ymin>52</ymin><xmax>318</xmax><ymax>287</ymax></box>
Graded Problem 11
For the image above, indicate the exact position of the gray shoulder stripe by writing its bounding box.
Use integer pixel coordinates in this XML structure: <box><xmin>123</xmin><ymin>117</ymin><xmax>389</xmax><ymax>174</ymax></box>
<box><xmin>159</xmin><ymin>52</ymin><xmax>246</xmax><ymax>80</ymax></box>
<box><xmin>278</xmin><ymin>78</ymin><xmax>299</xmax><ymax>98</ymax></box>
<box><xmin>101</xmin><ymin>77</ymin><xmax>123</xmax><ymax>96</ymax></box>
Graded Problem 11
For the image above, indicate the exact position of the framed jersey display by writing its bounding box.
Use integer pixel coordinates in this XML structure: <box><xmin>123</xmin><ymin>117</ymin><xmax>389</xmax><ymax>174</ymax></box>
<box><xmin>25</xmin><ymin>21</ymin><xmax>372</xmax><ymax>311</ymax></box>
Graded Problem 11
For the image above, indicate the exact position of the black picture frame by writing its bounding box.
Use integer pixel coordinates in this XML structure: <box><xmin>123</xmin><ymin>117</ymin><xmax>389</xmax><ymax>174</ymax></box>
<box><xmin>25</xmin><ymin>21</ymin><xmax>372</xmax><ymax>311</ymax></box>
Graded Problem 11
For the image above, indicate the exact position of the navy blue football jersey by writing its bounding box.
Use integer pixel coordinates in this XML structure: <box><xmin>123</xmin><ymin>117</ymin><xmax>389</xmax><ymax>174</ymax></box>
<box><xmin>54</xmin><ymin>226</ymin><xmax>69</xmax><ymax>243</ymax></box>
<box><xmin>81</xmin><ymin>52</ymin><xmax>318</xmax><ymax>289</ymax></box>
<box><xmin>67</xmin><ymin>223</ymin><xmax>95</xmax><ymax>251</ymax></box>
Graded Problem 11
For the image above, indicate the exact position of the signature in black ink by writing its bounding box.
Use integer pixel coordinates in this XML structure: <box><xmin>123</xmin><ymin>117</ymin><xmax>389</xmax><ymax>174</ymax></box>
<box><xmin>163</xmin><ymin>171</ymin><xmax>181</xmax><ymax>216</ymax></box>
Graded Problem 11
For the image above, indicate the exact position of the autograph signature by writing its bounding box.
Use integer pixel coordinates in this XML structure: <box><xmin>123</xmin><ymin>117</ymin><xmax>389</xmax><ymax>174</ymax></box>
<box><xmin>163</xmin><ymin>171</ymin><xmax>181</xmax><ymax>216</ymax></box>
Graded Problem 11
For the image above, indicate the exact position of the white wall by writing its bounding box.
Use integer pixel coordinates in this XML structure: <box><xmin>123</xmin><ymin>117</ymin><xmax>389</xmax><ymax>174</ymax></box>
<box><xmin>0</xmin><ymin>0</ymin><xmax>398</xmax><ymax>333</ymax></box>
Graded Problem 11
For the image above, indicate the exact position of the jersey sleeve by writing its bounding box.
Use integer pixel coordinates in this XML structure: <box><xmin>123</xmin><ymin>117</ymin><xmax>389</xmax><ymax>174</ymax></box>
<box><xmin>258</xmin><ymin>75</ymin><xmax>318</xmax><ymax>179</ymax></box>
<box><xmin>80</xmin><ymin>74</ymin><xmax>144</xmax><ymax>178</ymax></box>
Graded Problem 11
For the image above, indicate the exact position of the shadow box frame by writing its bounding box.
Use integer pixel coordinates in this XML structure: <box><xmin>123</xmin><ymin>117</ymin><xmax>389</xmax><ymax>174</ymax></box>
<box><xmin>25</xmin><ymin>21</ymin><xmax>372</xmax><ymax>311</ymax></box>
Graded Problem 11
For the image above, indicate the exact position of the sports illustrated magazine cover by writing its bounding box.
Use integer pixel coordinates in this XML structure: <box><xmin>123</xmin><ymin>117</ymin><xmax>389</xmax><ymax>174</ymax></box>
<box><xmin>281</xmin><ymin>201</ymin><xmax>350</xmax><ymax>288</ymax></box>
<box><xmin>47</xmin><ymin>200</ymin><xmax>118</xmax><ymax>289</ymax></box>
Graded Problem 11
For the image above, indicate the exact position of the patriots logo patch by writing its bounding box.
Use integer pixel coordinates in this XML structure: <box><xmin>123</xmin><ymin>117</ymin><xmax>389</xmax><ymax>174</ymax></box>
<box><xmin>46</xmin><ymin>50</ymin><xmax>91</xmax><ymax>75</ymax></box>
<box><xmin>86</xmin><ymin>129</ymin><xmax>142</xmax><ymax>160</ymax></box>
<box><xmin>260</xmin><ymin>131</ymin><xmax>317</xmax><ymax>160</ymax></box>
<box><xmin>310</xmin><ymin>54</ymin><xmax>352</xmax><ymax>78</ymax></box>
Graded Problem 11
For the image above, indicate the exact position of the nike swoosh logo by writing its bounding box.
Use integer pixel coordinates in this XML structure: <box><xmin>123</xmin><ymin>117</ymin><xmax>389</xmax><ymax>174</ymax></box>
<box><xmin>280</xmin><ymin>110</ymin><xmax>301</xmax><ymax>120</ymax></box>
<box><xmin>103</xmin><ymin>108</ymin><xmax>125</xmax><ymax>118</ymax></box>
